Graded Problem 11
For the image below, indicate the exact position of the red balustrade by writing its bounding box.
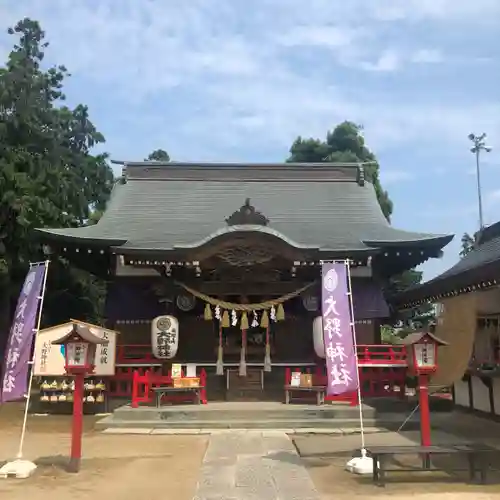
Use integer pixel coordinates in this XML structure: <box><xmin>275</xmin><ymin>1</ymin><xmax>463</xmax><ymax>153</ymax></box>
<box><xmin>356</xmin><ymin>345</ymin><xmax>407</xmax><ymax>365</ymax></box>
<box><xmin>116</xmin><ymin>344</ymin><xmax>156</xmax><ymax>364</ymax></box>
<box><xmin>111</xmin><ymin>344</ymin><xmax>408</xmax><ymax>402</ymax></box>
<box><xmin>116</xmin><ymin>344</ymin><xmax>408</xmax><ymax>367</ymax></box>
<box><xmin>131</xmin><ymin>368</ymin><xmax>207</xmax><ymax>408</ymax></box>
<box><xmin>108</xmin><ymin>365</ymin><xmax>162</xmax><ymax>398</ymax></box>
<box><xmin>284</xmin><ymin>367</ymin><xmax>358</xmax><ymax>405</ymax></box>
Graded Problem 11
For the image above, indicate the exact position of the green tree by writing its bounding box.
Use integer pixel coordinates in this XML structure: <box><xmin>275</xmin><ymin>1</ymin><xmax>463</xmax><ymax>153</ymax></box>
<box><xmin>287</xmin><ymin>121</ymin><xmax>423</xmax><ymax>322</ymax></box>
<box><xmin>0</xmin><ymin>18</ymin><xmax>113</xmax><ymax>356</ymax></box>
<box><xmin>146</xmin><ymin>149</ymin><xmax>170</xmax><ymax>162</ymax></box>
<box><xmin>288</xmin><ymin>121</ymin><xmax>393</xmax><ymax>220</ymax></box>
<box><xmin>460</xmin><ymin>232</ymin><xmax>476</xmax><ymax>258</ymax></box>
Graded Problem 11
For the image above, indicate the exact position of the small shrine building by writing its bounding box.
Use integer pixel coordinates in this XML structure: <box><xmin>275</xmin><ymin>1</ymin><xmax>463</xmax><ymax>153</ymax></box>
<box><xmin>396</xmin><ymin>221</ymin><xmax>500</xmax><ymax>417</ymax></box>
<box><xmin>35</xmin><ymin>161</ymin><xmax>452</xmax><ymax>401</ymax></box>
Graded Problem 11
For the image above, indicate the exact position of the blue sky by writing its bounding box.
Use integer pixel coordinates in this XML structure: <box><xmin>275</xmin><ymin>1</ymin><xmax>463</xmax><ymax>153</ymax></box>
<box><xmin>1</xmin><ymin>0</ymin><xmax>499</xmax><ymax>281</ymax></box>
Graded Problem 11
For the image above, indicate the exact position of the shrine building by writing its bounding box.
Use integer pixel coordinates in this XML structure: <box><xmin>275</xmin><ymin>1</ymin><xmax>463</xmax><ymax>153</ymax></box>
<box><xmin>35</xmin><ymin>161</ymin><xmax>452</xmax><ymax>402</ymax></box>
<box><xmin>396</xmin><ymin>220</ymin><xmax>500</xmax><ymax>418</ymax></box>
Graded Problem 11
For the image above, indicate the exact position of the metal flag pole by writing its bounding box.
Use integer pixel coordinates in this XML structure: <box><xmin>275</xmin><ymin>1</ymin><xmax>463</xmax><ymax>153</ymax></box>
<box><xmin>345</xmin><ymin>260</ymin><xmax>366</xmax><ymax>451</ymax></box>
<box><xmin>17</xmin><ymin>260</ymin><xmax>50</xmax><ymax>459</ymax></box>
<box><xmin>343</xmin><ymin>259</ymin><xmax>376</xmax><ymax>474</ymax></box>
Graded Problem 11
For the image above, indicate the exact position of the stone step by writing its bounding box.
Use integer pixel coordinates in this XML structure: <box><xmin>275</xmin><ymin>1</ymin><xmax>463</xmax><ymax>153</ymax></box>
<box><xmin>111</xmin><ymin>405</ymin><xmax>381</xmax><ymax>421</ymax></box>
<box><xmin>95</xmin><ymin>415</ymin><xmax>424</xmax><ymax>431</ymax></box>
<box><xmin>227</xmin><ymin>383</ymin><xmax>262</xmax><ymax>390</ymax></box>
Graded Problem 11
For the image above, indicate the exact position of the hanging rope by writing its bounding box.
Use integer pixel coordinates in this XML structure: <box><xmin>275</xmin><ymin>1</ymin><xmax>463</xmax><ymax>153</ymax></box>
<box><xmin>174</xmin><ymin>280</ymin><xmax>316</xmax><ymax>311</ymax></box>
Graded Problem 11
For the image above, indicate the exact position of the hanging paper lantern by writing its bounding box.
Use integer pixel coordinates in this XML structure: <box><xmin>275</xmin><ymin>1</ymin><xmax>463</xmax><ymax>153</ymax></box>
<box><xmin>313</xmin><ymin>315</ymin><xmax>325</xmax><ymax>358</ymax></box>
<box><xmin>151</xmin><ymin>315</ymin><xmax>179</xmax><ymax>359</ymax></box>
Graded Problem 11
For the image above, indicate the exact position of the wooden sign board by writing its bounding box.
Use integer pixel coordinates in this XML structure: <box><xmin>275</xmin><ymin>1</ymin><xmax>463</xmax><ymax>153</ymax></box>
<box><xmin>290</xmin><ymin>372</ymin><xmax>301</xmax><ymax>387</ymax></box>
<box><xmin>33</xmin><ymin>320</ymin><xmax>117</xmax><ymax>377</ymax></box>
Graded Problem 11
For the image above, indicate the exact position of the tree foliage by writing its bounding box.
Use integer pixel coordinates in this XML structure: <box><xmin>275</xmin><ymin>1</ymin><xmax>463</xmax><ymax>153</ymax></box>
<box><xmin>0</xmin><ymin>18</ymin><xmax>113</xmax><ymax>355</ymax></box>
<box><xmin>287</xmin><ymin>121</ymin><xmax>425</xmax><ymax>328</ymax></box>
<box><xmin>460</xmin><ymin>232</ymin><xmax>476</xmax><ymax>258</ymax></box>
<box><xmin>288</xmin><ymin>121</ymin><xmax>393</xmax><ymax>220</ymax></box>
<box><xmin>146</xmin><ymin>149</ymin><xmax>170</xmax><ymax>162</ymax></box>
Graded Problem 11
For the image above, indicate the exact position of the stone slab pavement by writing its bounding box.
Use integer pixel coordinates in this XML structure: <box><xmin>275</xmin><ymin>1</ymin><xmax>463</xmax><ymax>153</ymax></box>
<box><xmin>294</xmin><ymin>429</ymin><xmax>476</xmax><ymax>458</ymax></box>
<box><xmin>193</xmin><ymin>430</ymin><xmax>320</xmax><ymax>500</ymax></box>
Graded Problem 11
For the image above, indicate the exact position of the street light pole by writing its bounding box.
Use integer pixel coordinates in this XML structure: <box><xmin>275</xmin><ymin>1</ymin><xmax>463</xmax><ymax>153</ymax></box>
<box><xmin>468</xmin><ymin>133</ymin><xmax>492</xmax><ymax>230</ymax></box>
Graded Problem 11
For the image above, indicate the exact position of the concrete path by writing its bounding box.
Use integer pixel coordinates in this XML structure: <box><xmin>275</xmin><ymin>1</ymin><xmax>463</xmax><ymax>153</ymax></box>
<box><xmin>193</xmin><ymin>430</ymin><xmax>320</xmax><ymax>500</ymax></box>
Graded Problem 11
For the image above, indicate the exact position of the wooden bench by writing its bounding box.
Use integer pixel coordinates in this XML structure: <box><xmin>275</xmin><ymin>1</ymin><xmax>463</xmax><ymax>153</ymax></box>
<box><xmin>284</xmin><ymin>385</ymin><xmax>326</xmax><ymax>405</ymax></box>
<box><xmin>152</xmin><ymin>386</ymin><xmax>203</xmax><ymax>407</ymax></box>
<box><xmin>366</xmin><ymin>444</ymin><xmax>500</xmax><ymax>486</ymax></box>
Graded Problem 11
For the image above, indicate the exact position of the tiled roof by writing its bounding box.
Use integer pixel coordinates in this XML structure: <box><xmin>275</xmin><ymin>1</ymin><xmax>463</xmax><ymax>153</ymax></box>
<box><xmin>36</xmin><ymin>162</ymin><xmax>452</xmax><ymax>253</ymax></box>
<box><xmin>395</xmin><ymin>221</ymin><xmax>500</xmax><ymax>304</ymax></box>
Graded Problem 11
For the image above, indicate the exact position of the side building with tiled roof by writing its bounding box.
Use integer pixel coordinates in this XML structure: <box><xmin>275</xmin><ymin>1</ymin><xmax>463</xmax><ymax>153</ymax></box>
<box><xmin>395</xmin><ymin>221</ymin><xmax>500</xmax><ymax>418</ymax></box>
<box><xmin>35</xmin><ymin>161</ymin><xmax>453</xmax><ymax>401</ymax></box>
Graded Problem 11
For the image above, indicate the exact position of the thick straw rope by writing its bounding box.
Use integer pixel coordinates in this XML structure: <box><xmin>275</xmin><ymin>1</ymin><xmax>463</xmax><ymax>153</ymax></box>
<box><xmin>431</xmin><ymin>294</ymin><xmax>476</xmax><ymax>389</ymax></box>
<box><xmin>175</xmin><ymin>281</ymin><xmax>316</xmax><ymax>310</ymax></box>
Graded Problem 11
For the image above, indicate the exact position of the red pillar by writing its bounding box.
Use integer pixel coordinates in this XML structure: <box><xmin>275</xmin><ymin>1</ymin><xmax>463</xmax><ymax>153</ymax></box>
<box><xmin>418</xmin><ymin>373</ymin><xmax>431</xmax><ymax>447</ymax></box>
<box><xmin>68</xmin><ymin>372</ymin><xmax>85</xmax><ymax>473</ymax></box>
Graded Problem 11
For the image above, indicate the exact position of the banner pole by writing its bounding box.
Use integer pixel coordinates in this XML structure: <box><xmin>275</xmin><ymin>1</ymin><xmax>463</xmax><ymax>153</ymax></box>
<box><xmin>16</xmin><ymin>260</ymin><xmax>50</xmax><ymax>459</ymax></box>
<box><xmin>345</xmin><ymin>260</ymin><xmax>366</xmax><ymax>451</ymax></box>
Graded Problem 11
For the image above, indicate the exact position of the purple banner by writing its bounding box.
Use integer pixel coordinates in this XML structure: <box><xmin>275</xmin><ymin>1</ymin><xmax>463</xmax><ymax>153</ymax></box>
<box><xmin>322</xmin><ymin>262</ymin><xmax>358</xmax><ymax>396</ymax></box>
<box><xmin>1</xmin><ymin>264</ymin><xmax>46</xmax><ymax>403</ymax></box>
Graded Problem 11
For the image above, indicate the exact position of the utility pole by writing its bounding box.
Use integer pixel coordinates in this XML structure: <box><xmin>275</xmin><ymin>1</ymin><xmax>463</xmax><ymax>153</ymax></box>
<box><xmin>468</xmin><ymin>133</ymin><xmax>491</xmax><ymax>230</ymax></box>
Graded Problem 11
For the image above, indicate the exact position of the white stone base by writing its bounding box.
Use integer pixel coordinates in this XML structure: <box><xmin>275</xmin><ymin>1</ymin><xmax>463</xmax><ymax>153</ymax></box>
<box><xmin>0</xmin><ymin>459</ymin><xmax>37</xmax><ymax>479</ymax></box>
<box><xmin>345</xmin><ymin>450</ymin><xmax>376</xmax><ymax>475</ymax></box>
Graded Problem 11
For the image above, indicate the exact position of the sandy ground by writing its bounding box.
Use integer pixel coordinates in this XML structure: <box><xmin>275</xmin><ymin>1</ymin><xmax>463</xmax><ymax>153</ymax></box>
<box><xmin>0</xmin><ymin>403</ymin><xmax>208</xmax><ymax>500</ymax></box>
<box><xmin>2</xmin><ymin>402</ymin><xmax>500</xmax><ymax>499</ymax></box>
<box><xmin>294</xmin><ymin>427</ymin><xmax>500</xmax><ymax>500</ymax></box>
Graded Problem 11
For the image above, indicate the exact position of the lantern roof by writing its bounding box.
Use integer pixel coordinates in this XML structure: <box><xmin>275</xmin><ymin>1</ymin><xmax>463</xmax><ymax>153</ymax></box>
<box><xmin>51</xmin><ymin>323</ymin><xmax>109</xmax><ymax>345</ymax></box>
<box><xmin>398</xmin><ymin>330</ymin><xmax>448</xmax><ymax>346</ymax></box>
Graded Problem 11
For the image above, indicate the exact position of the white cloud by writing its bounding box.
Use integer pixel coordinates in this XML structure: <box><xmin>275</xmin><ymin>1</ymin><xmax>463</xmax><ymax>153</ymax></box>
<box><xmin>275</xmin><ymin>25</ymin><xmax>362</xmax><ymax>49</ymax></box>
<box><xmin>411</xmin><ymin>49</ymin><xmax>444</xmax><ymax>64</ymax></box>
<box><xmin>0</xmin><ymin>0</ymin><xmax>498</xmax><ymax>158</ymax></box>
<box><xmin>359</xmin><ymin>50</ymin><xmax>401</xmax><ymax>72</ymax></box>
<box><xmin>368</xmin><ymin>0</ymin><xmax>500</xmax><ymax>22</ymax></box>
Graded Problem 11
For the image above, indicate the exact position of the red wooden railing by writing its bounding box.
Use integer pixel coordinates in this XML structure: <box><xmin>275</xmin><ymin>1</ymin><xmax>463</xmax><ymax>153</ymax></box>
<box><xmin>356</xmin><ymin>345</ymin><xmax>407</xmax><ymax>365</ymax></box>
<box><xmin>115</xmin><ymin>344</ymin><xmax>409</xmax><ymax>366</ymax></box>
<box><xmin>284</xmin><ymin>364</ymin><xmax>407</xmax><ymax>404</ymax></box>
<box><xmin>284</xmin><ymin>366</ymin><xmax>359</xmax><ymax>405</ymax></box>
<box><xmin>108</xmin><ymin>365</ymin><xmax>163</xmax><ymax>397</ymax></box>
<box><xmin>131</xmin><ymin>368</ymin><xmax>207</xmax><ymax>408</ymax></box>
<box><xmin>108</xmin><ymin>344</ymin><xmax>408</xmax><ymax>400</ymax></box>
<box><xmin>116</xmin><ymin>344</ymin><xmax>157</xmax><ymax>364</ymax></box>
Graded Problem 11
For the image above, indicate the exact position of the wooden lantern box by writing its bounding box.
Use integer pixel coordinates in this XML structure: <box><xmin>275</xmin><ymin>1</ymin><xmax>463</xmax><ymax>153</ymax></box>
<box><xmin>300</xmin><ymin>374</ymin><xmax>313</xmax><ymax>387</ymax></box>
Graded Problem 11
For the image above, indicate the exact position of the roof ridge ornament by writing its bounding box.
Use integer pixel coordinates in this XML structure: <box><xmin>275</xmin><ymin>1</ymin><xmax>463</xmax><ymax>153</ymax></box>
<box><xmin>225</xmin><ymin>198</ymin><xmax>269</xmax><ymax>226</ymax></box>
<box><xmin>357</xmin><ymin>164</ymin><xmax>365</xmax><ymax>186</ymax></box>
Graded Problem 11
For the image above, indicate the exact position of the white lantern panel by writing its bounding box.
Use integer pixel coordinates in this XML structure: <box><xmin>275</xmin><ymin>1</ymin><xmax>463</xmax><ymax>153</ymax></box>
<box><xmin>313</xmin><ymin>316</ymin><xmax>325</xmax><ymax>358</ymax></box>
<box><xmin>151</xmin><ymin>315</ymin><xmax>179</xmax><ymax>359</ymax></box>
<box><xmin>414</xmin><ymin>343</ymin><xmax>435</xmax><ymax>368</ymax></box>
<box><xmin>66</xmin><ymin>343</ymin><xmax>88</xmax><ymax>366</ymax></box>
